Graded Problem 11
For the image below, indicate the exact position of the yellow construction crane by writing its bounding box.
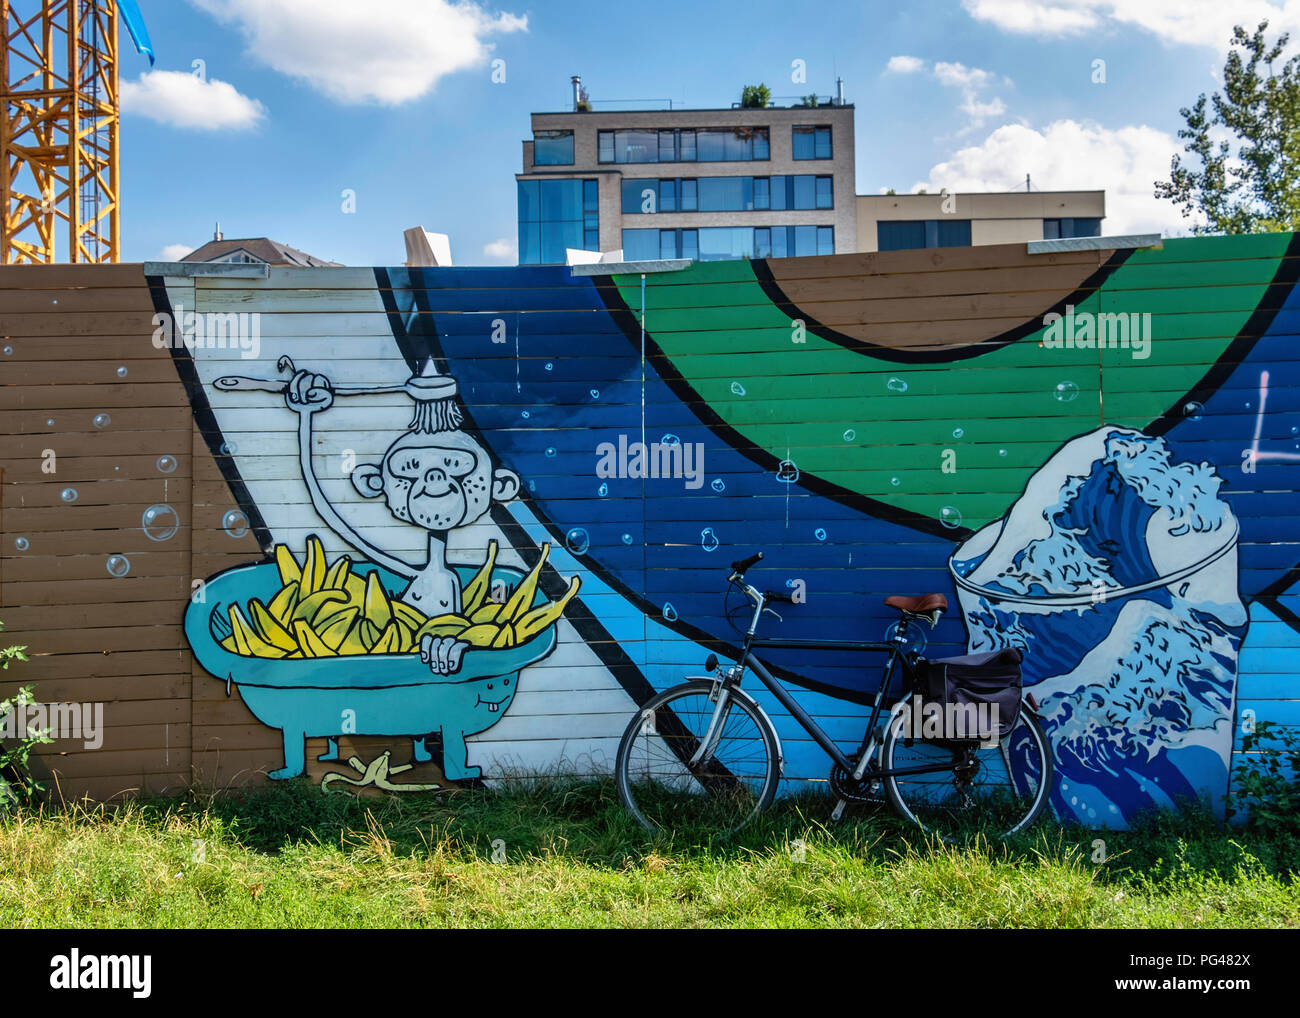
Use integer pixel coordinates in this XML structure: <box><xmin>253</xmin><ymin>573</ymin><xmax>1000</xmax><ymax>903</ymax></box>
<box><xmin>1</xmin><ymin>0</ymin><xmax>153</xmax><ymax>264</ymax></box>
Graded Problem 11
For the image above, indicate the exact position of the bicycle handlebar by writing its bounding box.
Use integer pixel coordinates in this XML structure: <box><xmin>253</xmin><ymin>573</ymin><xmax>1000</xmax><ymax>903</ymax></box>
<box><xmin>731</xmin><ymin>551</ymin><xmax>763</xmax><ymax>574</ymax></box>
<box><xmin>763</xmin><ymin>591</ymin><xmax>795</xmax><ymax>604</ymax></box>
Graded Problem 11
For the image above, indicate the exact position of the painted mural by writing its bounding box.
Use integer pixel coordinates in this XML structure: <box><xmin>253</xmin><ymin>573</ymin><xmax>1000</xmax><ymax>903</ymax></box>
<box><xmin>160</xmin><ymin>232</ymin><xmax>1300</xmax><ymax>827</ymax></box>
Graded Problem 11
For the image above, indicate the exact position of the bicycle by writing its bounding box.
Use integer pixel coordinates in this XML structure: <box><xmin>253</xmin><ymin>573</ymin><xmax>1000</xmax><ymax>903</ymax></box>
<box><xmin>615</xmin><ymin>552</ymin><xmax>1054</xmax><ymax>841</ymax></box>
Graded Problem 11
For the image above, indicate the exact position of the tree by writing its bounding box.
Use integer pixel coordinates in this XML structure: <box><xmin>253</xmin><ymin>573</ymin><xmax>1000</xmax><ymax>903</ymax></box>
<box><xmin>1155</xmin><ymin>20</ymin><xmax>1300</xmax><ymax>234</ymax></box>
<box><xmin>740</xmin><ymin>84</ymin><xmax>771</xmax><ymax>109</ymax></box>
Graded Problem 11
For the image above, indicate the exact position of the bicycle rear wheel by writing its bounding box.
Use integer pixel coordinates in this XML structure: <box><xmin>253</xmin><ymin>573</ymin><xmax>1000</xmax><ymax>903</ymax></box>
<box><xmin>616</xmin><ymin>680</ymin><xmax>780</xmax><ymax>835</ymax></box>
<box><xmin>881</xmin><ymin>699</ymin><xmax>1053</xmax><ymax>841</ymax></box>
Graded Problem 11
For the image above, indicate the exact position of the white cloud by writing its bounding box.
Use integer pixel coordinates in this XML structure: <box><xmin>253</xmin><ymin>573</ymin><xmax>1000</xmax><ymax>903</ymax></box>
<box><xmin>121</xmin><ymin>70</ymin><xmax>266</xmax><ymax>129</ymax></box>
<box><xmin>191</xmin><ymin>0</ymin><xmax>527</xmax><ymax>105</ymax></box>
<box><xmin>482</xmin><ymin>237</ymin><xmax>517</xmax><ymax>263</ymax></box>
<box><xmin>886</xmin><ymin>55</ymin><xmax>927</xmax><ymax>74</ymax></box>
<box><xmin>933</xmin><ymin>61</ymin><xmax>998</xmax><ymax>90</ymax></box>
<box><xmin>158</xmin><ymin>243</ymin><xmax>196</xmax><ymax>261</ymax></box>
<box><xmin>910</xmin><ymin>119</ymin><xmax>1197</xmax><ymax>234</ymax></box>
<box><xmin>962</xmin><ymin>0</ymin><xmax>1300</xmax><ymax>53</ymax></box>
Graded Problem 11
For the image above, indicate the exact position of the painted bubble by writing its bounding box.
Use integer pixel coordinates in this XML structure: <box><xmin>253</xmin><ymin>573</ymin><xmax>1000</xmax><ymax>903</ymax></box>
<box><xmin>544</xmin><ymin>447</ymin><xmax>557</xmax><ymax>458</ymax></box>
<box><xmin>701</xmin><ymin>527</ymin><xmax>720</xmax><ymax>553</ymax></box>
<box><xmin>521</xmin><ymin>410</ymin><xmax>530</xmax><ymax>420</ymax></box>
<box><xmin>776</xmin><ymin>460</ymin><xmax>799</xmax><ymax>483</ymax></box>
<box><xmin>598</xmin><ymin>482</ymin><xmax>609</xmax><ymax>497</ymax></box>
<box><xmin>46</xmin><ymin>419</ymin><xmax>54</xmax><ymax>428</ymax></box>
<box><xmin>92</xmin><ymin>413</ymin><xmax>111</xmax><ymax>429</ymax></box>
<box><xmin>814</xmin><ymin>528</ymin><xmax>827</xmax><ymax>541</ymax></box>
<box><xmin>2</xmin><ymin>345</ymin><xmax>12</xmax><ymax>356</ymax></box>
<box><xmin>218</xmin><ymin>441</ymin><xmax>237</xmax><ymax>456</ymax></box>
<box><xmin>14</xmin><ymin>537</ymin><xmax>29</xmax><ymax>552</ymax></box>
<box><xmin>590</xmin><ymin>389</ymin><xmax>600</xmax><ymax>399</ymax></box>
<box><xmin>565</xmin><ymin>527</ymin><xmax>591</xmax><ymax>555</ymax></box>
<box><xmin>528</xmin><ymin>480</ymin><xmax>537</xmax><ymax>492</ymax></box>
<box><xmin>887</xmin><ymin>377</ymin><xmax>908</xmax><ymax>393</ymax></box>
<box><xmin>142</xmin><ymin>504</ymin><xmax>180</xmax><ymax>542</ymax></box>
<box><xmin>663</xmin><ymin>603</ymin><xmax>678</xmax><ymax>622</ymax></box>
<box><xmin>621</xmin><ymin>533</ymin><xmax>633</xmax><ymax>545</ymax></box>
<box><xmin>939</xmin><ymin>506</ymin><xmax>963</xmax><ymax>529</ymax></box>
<box><xmin>661</xmin><ymin>433</ymin><xmax>681</xmax><ymax>446</ymax></box>
<box><xmin>60</xmin><ymin>487</ymin><xmax>78</xmax><ymax>503</ymax></box>
<box><xmin>116</xmin><ymin>366</ymin><xmax>128</xmax><ymax>378</ymax></box>
<box><xmin>106</xmin><ymin>555</ymin><xmax>131</xmax><ymax>578</ymax></box>
<box><xmin>890</xmin><ymin>477</ymin><xmax>900</xmax><ymax>486</ymax></box>
<box><xmin>1183</xmin><ymin>401</ymin><xmax>1204</xmax><ymax>422</ymax></box>
<box><xmin>1053</xmin><ymin>380</ymin><xmax>1080</xmax><ymax>403</ymax></box>
<box><xmin>998</xmin><ymin>448</ymin><xmax>1008</xmax><ymax>457</ymax></box>
<box><xmin>156</xmin><ymin>455</ymin><xmax>178</xmax><ymax>474</ymax></box>
<box><xmin>711</xmin><ymin>478</ymin><xmax>726</xmax><ymax>493</ymax></box>
<box><xmin>952</xmin><ymin>427</ymin><xmax>964</xmax><ymax>439</ymax></box>
<box><xmin>730</xmin><ymin>381</ymin><xmax>746</xmax><ymax>396</ymax></box>
<box><xmin>843</xmin><ymin>429</ymin><xmax>856</xmax><ymax>442</ymax></box>
<box><xmin>544</xmin><ymin>362</ymin><xmax>553</xmax><ymax>372</ymax></box>
<box><xmin>222</xmin><ymin>509</ymin><xmax>250</xmax><ymax>539</ymax></box>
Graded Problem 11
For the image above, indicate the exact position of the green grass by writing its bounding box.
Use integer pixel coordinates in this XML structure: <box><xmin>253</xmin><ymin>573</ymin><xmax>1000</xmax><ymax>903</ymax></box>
<box><xmin>1</xmin><ymin>779</ymin><xmax>1296</xmax><ymax>928</ymax></box>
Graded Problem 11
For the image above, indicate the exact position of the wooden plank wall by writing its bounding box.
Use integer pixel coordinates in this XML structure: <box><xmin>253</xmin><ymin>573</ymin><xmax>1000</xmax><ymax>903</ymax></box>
<box><xmin>0</xmin><ymin>238</ymin><xmax>1297</xmax><ymax>825</ymax></box>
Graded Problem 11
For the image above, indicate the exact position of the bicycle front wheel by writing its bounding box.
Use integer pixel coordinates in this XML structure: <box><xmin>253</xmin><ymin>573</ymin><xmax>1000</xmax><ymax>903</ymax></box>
<box><xmin>881</xmin><ymin>699</ymin><xmax>1053</xmax><ymax>842</ymax></box>
<box><xmin>616</xmin><ymin>680</ymin><xmax>780</xmax><ymax>836</ymax></box>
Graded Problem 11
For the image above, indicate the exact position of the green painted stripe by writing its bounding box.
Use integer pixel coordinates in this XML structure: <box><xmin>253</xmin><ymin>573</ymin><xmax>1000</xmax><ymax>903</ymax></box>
<box><xmin>612</xmin><ymin>235</ymin><xmax>1285</xmax><ymax>529</ymax></box>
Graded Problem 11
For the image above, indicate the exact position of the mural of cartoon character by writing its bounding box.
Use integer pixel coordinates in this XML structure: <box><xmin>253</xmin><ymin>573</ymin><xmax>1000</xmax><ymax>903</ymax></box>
<box><xmin>185</xmin><ymin>356</ymin><xmax>578</xmax><ymax>783</ymax></box>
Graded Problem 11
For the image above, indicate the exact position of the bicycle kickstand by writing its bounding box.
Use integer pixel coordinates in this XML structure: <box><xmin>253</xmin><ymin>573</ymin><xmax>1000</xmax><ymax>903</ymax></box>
<box><xmin>830</xmin><ymin>798</ymin><xmax>847</xmax><ymax>823</ymax></box>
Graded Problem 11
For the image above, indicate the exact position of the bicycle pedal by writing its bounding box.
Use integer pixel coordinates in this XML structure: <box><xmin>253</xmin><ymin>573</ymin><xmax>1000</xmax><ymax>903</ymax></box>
<box><xmin>830</xmin><ymin>799</ymin><xmax>846</xmax><ymax>822</ymax></box>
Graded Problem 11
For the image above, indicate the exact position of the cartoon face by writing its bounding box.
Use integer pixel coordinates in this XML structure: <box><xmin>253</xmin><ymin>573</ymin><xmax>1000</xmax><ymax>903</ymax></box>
<box><xmin>353</xmin><ymin>428</ymin><xmax>520</xmax><ymax>532</ymax></box>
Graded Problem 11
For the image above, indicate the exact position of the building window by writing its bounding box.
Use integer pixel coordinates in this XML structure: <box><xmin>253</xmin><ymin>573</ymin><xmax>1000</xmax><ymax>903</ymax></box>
<box><xmin>1043</xmin><ymin>217</ymin><xmax>1102</xmax><ymax>240</ymax></box>
<box><xmin>518</xmin><ymin>178</ymin><xmax>599</xmax><ymax>264</ymax></box>
<box><xmin>600</xmin><ymin>127</ymin><xmax>768</xmax><ymax>164</ymax></box>
<box><xmin>877</xmin><ymin>219</ymin><xmax>972</xmax><ymax>251</ymax></box>
<box><xmin>626</xmin><ymin>225</ymin><xmax>832</xmax><ymax>261</ymax></box>
<box><xmin>620</xmin><ymin>174</ymin><xmax>831</xmax><ymax>214</ymax></box>
<box><xmin>533</xmin><ymin>130</ymin><xmax>574</xmax><ymax>166</ymax></box>
<box><xmin>209</xmin><ymin>251</ymin><xmax>264</xmax><ymax>265</ymax></box>
<box><xmin>793</xmin><ymin>125</ymin><xmax>832</xmax><ymax>160</ymax></box>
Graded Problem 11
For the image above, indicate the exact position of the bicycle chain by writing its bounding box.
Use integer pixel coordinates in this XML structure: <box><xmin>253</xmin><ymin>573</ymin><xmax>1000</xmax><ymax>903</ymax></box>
<box><xmin>829</xmin><ymin>762</ymin><xmax>886</xmax><ymax>803</ymax></box>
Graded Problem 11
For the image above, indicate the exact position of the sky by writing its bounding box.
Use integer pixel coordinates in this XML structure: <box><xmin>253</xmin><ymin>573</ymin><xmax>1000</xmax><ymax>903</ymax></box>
<box><xmin>104</xmin><ymin>0</ymin><xmax>1300</xmax><ymax>266</ymax></box>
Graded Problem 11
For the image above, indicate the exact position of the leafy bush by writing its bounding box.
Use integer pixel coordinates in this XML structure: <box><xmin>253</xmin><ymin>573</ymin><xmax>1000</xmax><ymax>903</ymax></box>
<box><xmin>1227</xmin><ymin>720</ymin><xmax>1300</xmax><ymax>832</ymax></box>
<box><xmin>740</xmin><ymin>84</ymin><xmax>771</xmax><ymax>108</ymax></box>
<box><xmin>0</xmin><ymin>621</ymin><xmax>49</xmax><ymax>814</ymax></box>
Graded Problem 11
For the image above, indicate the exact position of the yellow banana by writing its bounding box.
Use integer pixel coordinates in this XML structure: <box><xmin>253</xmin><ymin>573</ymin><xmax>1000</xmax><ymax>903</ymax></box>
<box><xmin>268</xmin><ymin>581</ymin><xmax>300</xmax><ymax>625</ymax></box>
<box><xmin>363</xmin><ymin>571</ymin><xmax>394</xmax><ymax>629</ymax></box>
<box><xmin>275</xmin><ymin>544</ymin><xmax>301</xmax><ymax>587</ymax></box>
<box><xmin>317</xmin><ymin>606</ymin><xmax>360</xmax><ymax>651</ymax></box>
<box><xmin>292</xmin><ymin>589</ymin><xmax>348</xmax><ymax>624</ymax></box>
<box><xmin>323</xmin><ymin>555</ymin><xmax>352</xmax><ymax>591</ymax></box>
<box><xmin>372</xmin><ymin>622</ymin><xmax>401</xmax><ymax>654</ymax></box>
<box><xmin>460</xmin><ymin>540</ymin><xmax>498</xmax><ymax>615</ymax></box>
<box><xmin>293</xmin><ymin>620</ymin><xmax>334</xmax><ymax>658</ymax></box>
<box><xmin>250</xmin><ymin>598</ymin><xmax>298</xmax><ymax>652</ymax></box>
<box><xmin>459</xmin><ymin>623</ymin><xmax>500</xmax><ymax>648</ymax></box>
<box><xmin>501</xmin><ymin>544</ymin><xmax>550</xmax><ymax>621</ymax></box>
<box><xmin>335</xmin><ymin>620</ymin><xmax>371</xmax><ymax>655</ymax></box>
<box><xmin>414</xmin><ymin>614</ymin><xmax>471</xmax><ymax>641</ymax></box>
<box><xmin>491</xmin><ymin>623</ymin><xmax>515</xmax><ymax>649</ymax></box>
<box><xmin>302</xmin><ymin>536</ymin><xmax>327</xmax><ymax>594</ymax></box>
<box><xmin>514</xmin><ymin>575</ymin><xmax>582</xmax><ymax>642</ymax></box>
<box><xmin>471</xmin><ymin>602</ymin><xmax>502</xmax><ymax>624</ymax></box>
<box><xmin>230</xmin><ymin>604</ymin><xmax>288</xmax><ymax>658</ymax></box>
<box><xmin>391</xmin><ymin>600</ymin><xmax>428</xmax><ymax>630</ymax></box>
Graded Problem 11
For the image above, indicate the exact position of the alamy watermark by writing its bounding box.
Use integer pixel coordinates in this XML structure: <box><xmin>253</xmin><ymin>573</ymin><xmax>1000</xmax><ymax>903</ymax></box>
<box><xmin>0</xmin><ymin>701</ymin><xmax>103</xmax><ymax>750</ymax></box>
<box><xmin>888</xmin><ymin>695</ymin><xmax>1000</xmax><ymax>747</ymax></box>
<box><xmin>151</xmin><ymin>304</ymin><xmax>262</xmax><ymax>360</ymax></box>
<box><xmin>596</xmin><ymin>435</ymin><xmax>705</xmax><ymax>490</ymax></box>
<box><xmin>1042</xmin><ymin>304</ymin><xmax>1151</xmax><ymax>360</ymax></box>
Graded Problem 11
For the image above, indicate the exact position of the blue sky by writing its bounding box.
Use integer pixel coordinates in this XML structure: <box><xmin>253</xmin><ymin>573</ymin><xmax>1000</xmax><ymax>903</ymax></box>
<box><xmin>113</xmin><ymin>0</ymin><xmax>1300</xmax><ymax>265</ymax></box>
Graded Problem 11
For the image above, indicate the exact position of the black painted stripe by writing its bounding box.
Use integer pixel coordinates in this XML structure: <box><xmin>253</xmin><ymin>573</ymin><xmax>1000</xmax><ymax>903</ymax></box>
<box><xmin>147</xmin><ymin>275</ymin><xmax>275</xmax><ymax>556</ymax></box>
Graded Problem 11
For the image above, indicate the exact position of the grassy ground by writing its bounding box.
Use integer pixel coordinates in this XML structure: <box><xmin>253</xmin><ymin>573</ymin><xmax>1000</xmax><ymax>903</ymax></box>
<box><xmin>0</xmin><ymin>779</ymin><xmax>1296</xmax><ymax>928</ymax></box>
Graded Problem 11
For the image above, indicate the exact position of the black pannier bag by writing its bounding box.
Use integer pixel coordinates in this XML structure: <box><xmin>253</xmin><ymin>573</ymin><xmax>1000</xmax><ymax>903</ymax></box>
<box><xmin>910</xmin><ymin>647</ymin><xmax>1024</xmax><ymax>743</ymax></box>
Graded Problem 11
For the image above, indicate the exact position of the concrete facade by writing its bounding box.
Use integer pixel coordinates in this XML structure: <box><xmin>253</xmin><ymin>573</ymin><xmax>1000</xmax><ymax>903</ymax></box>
<box><xmin>518</xmin><ymin>105</ymin><xmax>857</xmax><ymax>258</ymax></box>
<box><xmin>857</xmin><ymin>190</ymin><xmax>1106</xmax><ymax>252</ymax></box>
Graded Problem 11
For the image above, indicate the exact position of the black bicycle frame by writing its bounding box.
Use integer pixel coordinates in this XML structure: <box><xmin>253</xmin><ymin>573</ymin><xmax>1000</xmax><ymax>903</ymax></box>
<box><xmin>735</xmin><ymin>623</ymin><xmax>962</xmax><ymax>780</ymax></box>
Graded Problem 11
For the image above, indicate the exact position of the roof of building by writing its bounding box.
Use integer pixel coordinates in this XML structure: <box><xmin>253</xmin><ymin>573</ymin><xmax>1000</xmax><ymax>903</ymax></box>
<box><xmin>180</xmin><ymin>237</ymin><xmax>341</xmax><ymax>267</ymax></box>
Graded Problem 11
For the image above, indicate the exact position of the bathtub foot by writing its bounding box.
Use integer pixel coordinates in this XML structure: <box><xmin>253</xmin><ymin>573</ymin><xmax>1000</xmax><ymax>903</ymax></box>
<box><xmin>318</xmin><ymin>738</ymin><xmax>340</xmax><ymax>763</ymax></box>
<box><xmin>269</xmin><ymin>729</ymin><xmax>307</xmax><ymax>779</ymax></box>
<box><xmin>441</xmin><ymin>730</ymin><xmax>481</xmax><ymax>782</ymax></box>
<box><xmin>411</xmin><ymin>736</ymin><xmax>433</xmax><ymax>764</ymax></box>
